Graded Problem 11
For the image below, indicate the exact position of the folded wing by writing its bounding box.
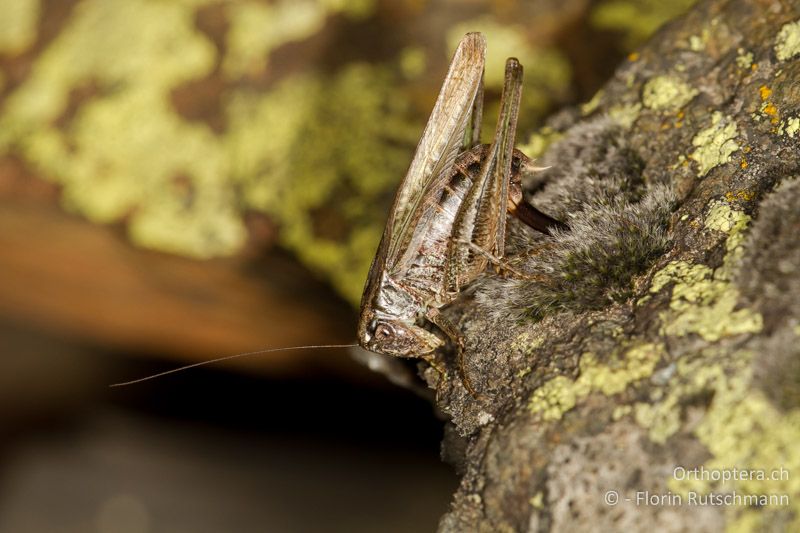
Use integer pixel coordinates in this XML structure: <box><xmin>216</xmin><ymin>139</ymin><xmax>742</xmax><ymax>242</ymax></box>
<box><xmin>384</xmin><ymin>33</ymin><xmax>486</xmax><ymax>276</ymax></box>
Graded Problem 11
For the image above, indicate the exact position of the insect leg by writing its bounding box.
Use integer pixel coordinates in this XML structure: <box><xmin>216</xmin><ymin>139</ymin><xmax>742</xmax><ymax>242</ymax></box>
<box><xmin>420</xmin><ymin>352</ymin><xmax>448</xmax><ymax>403</ymax></box>
<box><xmin>445</xmin><ymin>58</ymin><xmax>524</xmax><ymax>293</ymax></box>
<box><xmin>426</xmin><ymin>307</ymin><xmax>482</xmax><ymax>398</ymax></box>
<box><xmin>458</xmin><ymin>239</ymin><xmax>534</xmax><ymax>279</ymax></box>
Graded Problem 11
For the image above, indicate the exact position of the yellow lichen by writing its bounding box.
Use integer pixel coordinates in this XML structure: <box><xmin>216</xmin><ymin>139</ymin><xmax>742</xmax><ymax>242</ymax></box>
<box><xmin>689</xmin><ymin>112</ymin><xmax>739</xmax><ymax>177</ymax></box>
<box><xmin>761</xmin><ymin>102</ymin><xmax>779</xmax><ymax>125</ymax></box>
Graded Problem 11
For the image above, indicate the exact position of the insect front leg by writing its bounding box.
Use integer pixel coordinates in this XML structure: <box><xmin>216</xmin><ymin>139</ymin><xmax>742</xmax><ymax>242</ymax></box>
<box><xmin>426</xmin><ymin>307</ymin><xmax>482</xmax><ymax>398</ymax></box>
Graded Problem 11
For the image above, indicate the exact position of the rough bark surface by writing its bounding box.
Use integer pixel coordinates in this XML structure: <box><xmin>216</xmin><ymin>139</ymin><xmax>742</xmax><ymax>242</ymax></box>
<box><xmin>431</xmin><ymin>1</ymin><xmax>800</xmax><ymax>531</ymax></box>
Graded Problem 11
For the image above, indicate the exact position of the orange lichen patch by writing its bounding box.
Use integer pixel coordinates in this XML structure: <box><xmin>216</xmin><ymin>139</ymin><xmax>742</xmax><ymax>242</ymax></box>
<box><xmin>759</xmin><ymin>85</ymin><xmax>772</xmax><ymax>100</ymax></box>
<box><xmin>628</xmin><ymin>52</ymin><xmax>640</xmax><ymax>61</ymax></box>
<box><xmin>751</xmin><ymin>63</ymin><xmax>758</xmax><ymax>71</ymax></box>
<box><xmin>740</xmin><ymin>159</ymin><xmax>748</xmax><ymax>169</ymax></box>
<box><xmin>762</xmin><ymin>102</ymin><xmax>780</xmax><ymax>124</ymax></box>
<box><xmin>725</xmin><ymin>189</ymin><xmax>755</xmax><ymax>202</ymax></box>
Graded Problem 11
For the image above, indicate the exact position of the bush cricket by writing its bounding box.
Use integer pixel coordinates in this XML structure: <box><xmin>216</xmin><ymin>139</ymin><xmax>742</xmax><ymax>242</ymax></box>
<box><xmin>357</xmin><ymin>32</ymin><xmax>564</xmax><ymax>396</ymax></box>
<box><xmin>111</xmin><ymin>32</ymin><xmax>565</xmax><ymax>394</ymax></box>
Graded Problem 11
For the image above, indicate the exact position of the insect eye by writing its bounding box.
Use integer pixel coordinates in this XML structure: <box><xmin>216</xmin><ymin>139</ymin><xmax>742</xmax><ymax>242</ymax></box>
<box><xmin>375</xmin><ymin>323</ymin><xmax>394</xmax><ymax>338</ymax></box>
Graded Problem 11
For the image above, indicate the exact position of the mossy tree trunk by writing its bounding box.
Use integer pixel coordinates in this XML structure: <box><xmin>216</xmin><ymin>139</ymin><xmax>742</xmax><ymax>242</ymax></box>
<box><xmin>431</xmin><ymin>1</ymin><xmax>800</xmax><ymax>531</ymax></box>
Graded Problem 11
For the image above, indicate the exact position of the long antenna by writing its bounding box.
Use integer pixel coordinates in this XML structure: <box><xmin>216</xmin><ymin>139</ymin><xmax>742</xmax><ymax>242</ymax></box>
<box><xmin>110</xmin><ymin>343</ymin><xmax>359</xmax><ymax>387</ymax></box>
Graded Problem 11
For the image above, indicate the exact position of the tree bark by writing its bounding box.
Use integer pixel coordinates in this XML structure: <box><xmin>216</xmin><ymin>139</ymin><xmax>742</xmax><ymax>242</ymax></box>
<box><xmin>432</xmin><ymin>1</ymin><xmax>800</xmax><ymax>531</ymax></box>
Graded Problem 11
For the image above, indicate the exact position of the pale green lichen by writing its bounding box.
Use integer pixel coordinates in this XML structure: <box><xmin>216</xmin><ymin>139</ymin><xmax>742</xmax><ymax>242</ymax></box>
<box><xmin>642</xmin><ymin>75</ymin><xmax>698</xmax><ymax>111</ymax></box>
<box><xmin>511</xmin><ymin>331</ymin><xmax>545</xmax><ymax>355</ymax></box>
<box><xmin>580</xmin><ymin>89</ymin><xmax>604</xmax><ymax>116</ymax></box>
<box><xmin>590</xmin><ymin>0</ymin><xmax>697</xmax><ymax>49</ymax></box>
<box><xmin>705</xmin><ymin>199</ymin><xmax>746</xmax><ymax>233</ymax></box>
<box><xmin>688</xmin><ymin>26</ymin><xmax>711</xmax><ymax>52</ymax></box>
<box><xmin>0</xmin><ymin>0</ymin><xmax>400</xmax><ymax>298</ymax></box>
<box><xmin>633</xmin><ymin>202</ymin><xmax>799</xmax><ymax>528</ymax></box>
<box><xmin>652</xmin><ymin>208</ymin><xmax>761</xmax><ymax>342</ymax></box>
<box><xmin>446</xmin><ymin>18</ymin><xmax>571</xmax><ymax>125</ymax></box>
<box><xmin>661</xmin><ymin>281</ymin><xmax>762</xmax><ymax>341</ymax></box>
<box><xmin>517</xmin><ymin>127</ymin><xmax>563</xmax><ymax>159</ymax></box>
<box><xmin>630</xmin><ymin>208</ymin><xmax>797</xmax><ymax>530</ymax></box>
<box><xmin>689</xmin><ymin>112</ymin><xmax>740</xmax><ymax>177</ymax></box>
<box><xmin>529</xmin><ymin>492</ymin><xmax>544</xmax><ymax>509</ymax></box>
<box><xmin>222</xmin><ymin>0</ymin><xmax>376</xmax><ymax>79</ymax></box>
<box><xmin>223</xmin><ymin>0</ymin><xmax>327</xmax><ymax>79</ymax></box>
<box><xmin>0</xmin><ymin>0</ymin><xmax>40</xmax><ymax>54</ymax></box>
<box><xmin>629</xmin><ymin>339</ymin><xmax>800</xmax><ymax>528</ymax></box>
<box><xmin>0</xmin><ymin>0</ymin><xmax>247</xmax><ymax>258</ymax></box>
<box><xmin>647</xmin><ymin>202</ymin><xmax>761</xmax><ymax>343</ymax></box>
<box><xmin>608</xmin><ymin>102</ymin><xmax>642</xmax><ymax>129</ymax></box>
<box><xmin>226</xmin><ymin>64</ymin><xmax>417</xmax><ymax>303</ymax></box>
<box><xmin>613</xmin><ymin>404</ymin><xmax>633</xmax><ymax>420</ymax></box>
<box><xmin>735</xmin><ymin>48</ymin><xmax>754</xmax><ymax>69</ymax></box>
<box><xmin>775</xmin><ymin>19</ymin><xmax>800</xmax><ymax>62</ymax></box>
<box><xmin>780</xmin><ymin>116</ymin><xmax>800</xmax><ymax>138</ymax></box>
<box><xmin>529</xmin><ymin>343</ymin><xmax>663</xmax><ymax>421</ymax></box>
<box><xmin>704</xmin><ymin>200</ymin><xmax>751</xmax><ymax>279</ymax></box>
<box><xmin>399</xmin><ymin>46</ymin><xmax>427</xmax><ymax>79</ymax></box>
<box><xmin>319</xmin><ymin>0</ymin><xmax>374</xmax><ymax>18</ymax></box>
<box><xmin>666</xmin><ymin>353</ymin><xmax>800</xmax><ymax>530</ymax></box>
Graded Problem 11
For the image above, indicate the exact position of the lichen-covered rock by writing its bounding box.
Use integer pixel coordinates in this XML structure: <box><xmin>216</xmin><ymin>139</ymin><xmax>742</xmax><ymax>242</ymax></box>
<box><xmin>0</xmin><ymin>0</ymin><xmax>689</xmax><ymax>306</ymax></box>
<box><xmin>434</xmin><ymin>1</ymin><xmax>800</xmax><ymax>531</ymax></box>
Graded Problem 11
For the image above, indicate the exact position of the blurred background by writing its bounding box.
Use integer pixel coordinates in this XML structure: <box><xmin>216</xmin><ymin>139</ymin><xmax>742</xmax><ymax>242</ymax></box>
<box><xmin>0</xmin><ymin>0</ymin><xmax>693</xmax><ymax>531</ymax></box>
